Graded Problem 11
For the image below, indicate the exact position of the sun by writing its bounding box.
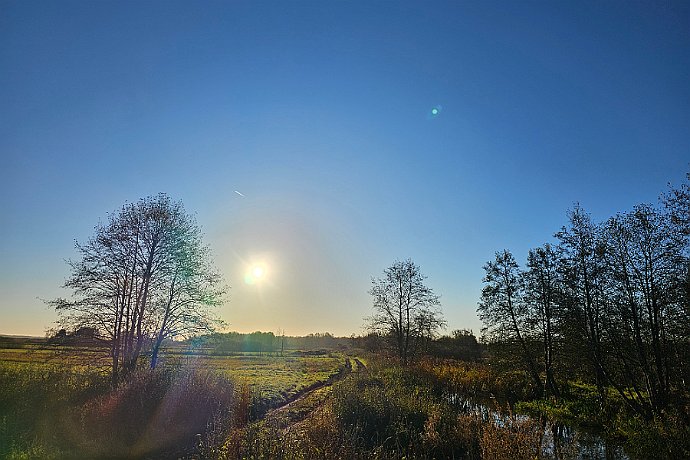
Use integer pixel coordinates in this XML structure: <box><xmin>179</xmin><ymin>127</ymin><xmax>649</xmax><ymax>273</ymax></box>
<box><xmin>252</xmin><ymin>265</ymin><xmax>265</xmax><ymax>278</ymax></box>
<box><xmin>245</xmin><ymin>263</ymin><xmax>268</xmax><ymax>285</ymax></box>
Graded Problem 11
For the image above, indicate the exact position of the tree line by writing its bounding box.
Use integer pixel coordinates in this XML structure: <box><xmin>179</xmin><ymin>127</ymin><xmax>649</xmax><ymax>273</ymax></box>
<box><xmin>478</xmin><ymin>174</ymin><xmax>690</xmax><ymax>419</ymax></box>
<box><xmin>192</xmin><ymin>331</ymin><xmax>344</xmax><ymax>354</ymax></box>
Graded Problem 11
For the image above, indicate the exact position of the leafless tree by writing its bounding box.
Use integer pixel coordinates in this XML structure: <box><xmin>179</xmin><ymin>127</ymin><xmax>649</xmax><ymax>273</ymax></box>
<box><xmin>366</xmin><ymin>259</ymin><xmax>445</xmax><ymax>365</ymax></box>
<box><xmin>51</xmin><ymin>194</ymin><xmax>226</xmax><ymax>383</ymax></box>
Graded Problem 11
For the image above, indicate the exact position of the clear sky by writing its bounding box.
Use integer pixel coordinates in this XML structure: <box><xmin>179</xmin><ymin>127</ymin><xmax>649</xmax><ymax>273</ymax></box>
<box><xmin>1</xmin><ymin>1</ymin><xmax>689</xmax><ymax>337</ymax></box>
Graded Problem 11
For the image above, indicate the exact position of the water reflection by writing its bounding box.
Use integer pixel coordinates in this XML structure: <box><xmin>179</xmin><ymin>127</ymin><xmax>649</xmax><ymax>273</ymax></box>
<box><xmin>446</xmin><ymin>392</ymin><xmax>630</xmax><ymax>460</ymax></box>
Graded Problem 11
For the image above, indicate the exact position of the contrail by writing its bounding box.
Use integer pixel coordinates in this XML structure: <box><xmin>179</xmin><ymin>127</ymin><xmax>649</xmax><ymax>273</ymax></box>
<box><xmin>234</xmin><ymin>190</ymin><xmax>245</xmax><ymax>197</ymax></box>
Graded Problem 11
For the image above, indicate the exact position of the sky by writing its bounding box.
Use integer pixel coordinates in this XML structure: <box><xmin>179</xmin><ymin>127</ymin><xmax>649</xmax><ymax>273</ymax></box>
<box><xmin>1</xmin><ymin>1</ymin><xmax>689</xmax><ymax>338</ymax></box>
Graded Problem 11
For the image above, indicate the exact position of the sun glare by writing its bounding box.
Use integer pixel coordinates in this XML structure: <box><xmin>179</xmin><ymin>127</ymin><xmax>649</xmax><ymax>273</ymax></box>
<box><xmin>245</xmin><ymin>263</ymin><xmax>268</xmax><ymax>285</ymax></box>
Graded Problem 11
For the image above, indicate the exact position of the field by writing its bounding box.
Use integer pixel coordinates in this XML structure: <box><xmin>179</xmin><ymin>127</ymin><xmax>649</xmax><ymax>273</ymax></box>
<box><xmin>172</xmin><ymin>353</ymin><xmax>344</xmax><ymax>404</ymax></box>
<box><xmin>0</xmin><ymin>343</ymin><xmax>347</xmax><ymax>406</ymax></box>
<box><xmin>2</xmin><ymin>339</ymin><xmax>687</xmax><ymax>459</ymax></box>
<box><xmin>0</xmin><ymin>340</ymin><xmax>352</xmax><ymax>459</ymax></box>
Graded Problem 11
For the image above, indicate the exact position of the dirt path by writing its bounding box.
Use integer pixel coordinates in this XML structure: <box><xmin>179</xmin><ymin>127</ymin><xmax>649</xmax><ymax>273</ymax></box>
<box><xmin>259</xmin><ymin>356</ymin><xmax>366</xmax><ymax>429</ymax></box>
<box><xmin>266</xmin><ymin>358</ymin><xmax>352</xmax><ymax>416</ymax></box>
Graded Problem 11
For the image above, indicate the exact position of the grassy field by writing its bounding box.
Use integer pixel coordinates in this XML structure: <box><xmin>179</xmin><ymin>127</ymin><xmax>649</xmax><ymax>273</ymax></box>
<box><xmin>0</xmin><ymin>345</ymin><xmax>345</xmax><ymax>404</ymax></box>
<box><xmin>174</xmin><ymin>353</ymin><xmax>344</xmax><ymax>404</ymax></box>
<box><xmin>0</xmin><ymin>341</ymin><xmax>350</xmax><ymax>458</ymax></box>
<box><xmin>2</xmin><ymin>340</ymin><xmax>685</xmax><ymax>459</ymax></box>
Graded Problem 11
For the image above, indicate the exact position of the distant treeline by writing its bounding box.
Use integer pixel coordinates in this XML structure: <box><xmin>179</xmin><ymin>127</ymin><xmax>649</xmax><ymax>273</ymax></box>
<box><xmin>190</xmin><ymin>331</ymin><xmax>346</xmax><ymax>354</ymax></box>
<box><xmin>188</xmin><ymin>329</ymin><xmax>483</xmax><ymax>361</ymax></box>
<box><xmin>356</xmin><ymin>329</ymin><xmax>483</xmax><ymax>362</ymax></box>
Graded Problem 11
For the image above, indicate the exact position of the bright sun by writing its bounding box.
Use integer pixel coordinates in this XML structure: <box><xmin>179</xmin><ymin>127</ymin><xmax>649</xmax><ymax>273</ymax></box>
<box><xmin>245</xmin><ymin>263</ymin><xmax>267</xmax><ymax>285</ymax></box>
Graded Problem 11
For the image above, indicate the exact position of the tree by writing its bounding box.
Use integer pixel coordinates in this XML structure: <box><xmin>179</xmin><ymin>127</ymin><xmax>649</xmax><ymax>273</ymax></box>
<box><xmin>51</xmin><ymin>194</ymin><xmax>226</xmax><ymax>383</ymax></box>
<box><xmin>366</xmin><ymin>259</ymin><xmax>445</xmax><ymax>365</ymax></box>
<box><xmin>431</xmin><ymin>329</ymin><xmax>482</xmax><ymax>361</ymax></box>
<box><xmin>478</xmin><ymin>250</ymin><xmax>542</xmax><ymax>393</ymax></box>
<box><xmin>477</xmin><ymin>176</ymin><xmax>690</xmax><ymax>420</ymax></box>
<box><xmin>523</xmin><ymin>243</ymin><xmax>562</xmax><ymax>397</ymax></box>
<box><xmin>149</xmin><ymin>217</ymin><xmax>226</xmax><ymax>369</ymax></box>
<box><xmin>556</xmin><ymin>205</ymin><xmax>609</xmax><ymax>401</ymax></box>
<box><xmin>601</xmin><ymin>205</ymin><xmax>687</xmax><ymax>416</ymax></box>
<box><xmin>664</xmin><ymin>172</ymin><xmax>690</xmax><ymax>236</ymax></box>
<box><xmin>663</xmin><ymin>173</ymin><xmax>690</xmax><ymax>391</ymax></box>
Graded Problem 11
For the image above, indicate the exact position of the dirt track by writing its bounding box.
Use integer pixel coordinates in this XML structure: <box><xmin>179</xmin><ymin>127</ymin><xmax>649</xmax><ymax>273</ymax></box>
<box><xmin>260</xmin><ymin>357</ymin><xmax>366</xmax><ymax>428</ymax></box>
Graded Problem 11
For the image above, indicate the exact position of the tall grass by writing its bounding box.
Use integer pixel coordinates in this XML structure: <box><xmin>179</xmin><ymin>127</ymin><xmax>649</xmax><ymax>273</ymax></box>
<box><xmin>0</xmin><ymin>361</ymin><xmax>243</xmax><ymax>458</ymax></box>
<box><xmin>219</xmin><ymin>358</ymin><xmax>548</xmax><ymax>459</ymax></box>
<box><xmin>0</xmin><ymin>362</ymin><xmax>108</xmax><ymax>458</ymax></box>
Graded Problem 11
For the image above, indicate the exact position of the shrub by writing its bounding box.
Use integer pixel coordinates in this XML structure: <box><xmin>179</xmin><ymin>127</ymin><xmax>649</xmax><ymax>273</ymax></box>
<box><xmin>0</xmin><ymin>362</ymin><xmax>108</xmax><ymax>458</ymax></box>
<box><xmin>480</xmin><ymin>412</ymin><xmax>542</xmax><ymax>460</ymax></box>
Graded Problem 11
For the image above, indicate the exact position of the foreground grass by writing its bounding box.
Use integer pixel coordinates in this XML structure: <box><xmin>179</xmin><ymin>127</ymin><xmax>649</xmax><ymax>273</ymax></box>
<box><xmin>0</xmin><ymin>347</ymin><xmax>345</xmax><ymax>458</ymax></box>
<box><xmin>3</xmin><ymin>348</ymin><xmax>686</xmax><ymax>459</ymax></box>
<box><xmin>216</xmin><ymin>358</ymin><xmax>545</xmax><ymax>460</ymax></box>
<box><xmin>0</xmin><ymin>360</ymin><xmax>244</xmax><ymax>458</ymax></box>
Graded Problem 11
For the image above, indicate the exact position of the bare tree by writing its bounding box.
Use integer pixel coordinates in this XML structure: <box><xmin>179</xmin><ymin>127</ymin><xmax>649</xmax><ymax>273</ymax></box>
<box><xmin>51</xmin><ymin>194</ymin><xmax>226</xmax><ymax>383</ymax></box>
<box><xmin>149</xmin><ymin>220</ymin><xmax>226</xmax><ymax>369</ymax></box>
<box><xmin>664</xmin><ymin>172</ymin><xmax>690</xmax><ymax>236</ymax></box>
<box><xmin>366</xmin><ymin>259</ymin><xmax>445</xmax><ymax>365</ymax></box>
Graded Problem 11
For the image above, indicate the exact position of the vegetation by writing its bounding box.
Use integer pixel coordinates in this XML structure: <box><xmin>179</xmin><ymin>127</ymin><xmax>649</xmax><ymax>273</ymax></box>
<box><xmin>475</xmin><ymin>174</ymin><xmax>690</xmax><ymax>457</ymax></box>
<box><xmin>0</xmin><ymin>341</ymin><xmax>344</xmax><ymax>458</ymax></box>
<box><xmin>366</xmin><ymin>259</ymin><xmax>446</xmax><ymax>365</ymax></box>
<box><xmin>49</xmin><ymin>194</ymin><xmax>226</xmax><ymax>384</ymax></box>
<box><xmin>2</xmin><ymin>332</ymin><xmax>688</xmax><ymax>459</ymax></box>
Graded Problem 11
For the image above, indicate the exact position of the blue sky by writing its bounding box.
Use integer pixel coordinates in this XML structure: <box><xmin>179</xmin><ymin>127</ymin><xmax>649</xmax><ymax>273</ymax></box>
<box><xmin>1</xmin><ymin>1</ymin><xmax>689</xmax><ymax>337</ymax></box>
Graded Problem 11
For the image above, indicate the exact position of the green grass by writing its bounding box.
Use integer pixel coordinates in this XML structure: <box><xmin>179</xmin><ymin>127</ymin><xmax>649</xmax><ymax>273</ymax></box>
<box><xmin>166</xmin><ymin>352</ymin><xmax>345</xmax><ymax>406</ymax></box>
<box><xmin>0</xmin><ymin>346</ymin><xmax>344</xmax><ymax>405</ymax></box>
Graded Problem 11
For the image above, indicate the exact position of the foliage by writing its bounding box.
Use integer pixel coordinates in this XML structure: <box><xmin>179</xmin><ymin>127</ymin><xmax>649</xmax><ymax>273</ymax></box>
<box><xmin>480</xmin><ymin>411</ymin><xmax>541</xmax><ymax>460</ymax></box>
<box><xmin>618</xmin><ymin>410</ymin><xmax>690</xmax><ymax>460</ymax></box>
<box><xmin>74</xmin><ymin>366</ymin><xmax>240</xmax><ymax>457</ymax></box>
<box><xmin>478</xmin><ymin>174</ymin><xmax>690</xmax><ymax>420</ymax></box>
<box><xmin>218</xmin><ymin>356</ymin><xmax>563</xmax><ymax>459</ymax></box>
<box><xmin>0</xmin><ymin>361</ymin><xmax>108</xmax><ymax>458</ymax></box>
<box><xmin>517</xmin><ymin>380</ymin><xmax>690</xmax><ymax>459</ymax></box>
<box><xmin>0</xmin><ymin>358</ymin><xmax>242</xmax><ymax>458</ymax></box>
<box><xmin>417</xmin><ymin>357</ymin><xmax>535</xmax><ymax>402</ymax></box>
<box><xmin>479</xmin><ymin>250</ymin><xmax>544</xmax><ymax>395</ymax></box>
<box><xmin>429</xmin><ymin>329</ymin><xmax>483</xmax><ymax>361</ymax></box>
<box><xmin>7</xmin><ymin>344</ymin><xmax>689</xmax><ymax>459</ymax></box>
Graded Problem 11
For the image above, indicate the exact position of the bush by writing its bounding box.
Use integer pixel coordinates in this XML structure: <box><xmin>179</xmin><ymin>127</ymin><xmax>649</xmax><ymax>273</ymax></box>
<box><xmin>328</xmin><ymin>362</ymin><xmax>487</xmax><ymax>458</ymax></box>
<box><xmin>619</xmin><ymin>411</ymin><xmax>690</xmax><ymax>459</ymax></box>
